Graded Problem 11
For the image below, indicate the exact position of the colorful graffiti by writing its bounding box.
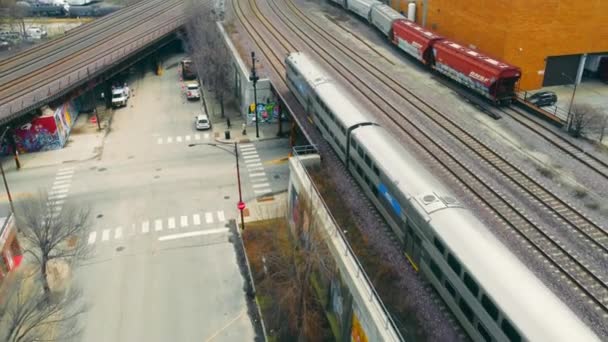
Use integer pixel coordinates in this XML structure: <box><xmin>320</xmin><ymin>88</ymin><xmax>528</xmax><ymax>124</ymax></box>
<box><xmin>247</xmin><ymin>101</ymin><xmax>283</xmax><ymax>124</ymax></box>
<box><xmin>351</xmin><ymin>314</ymin><xmax>369</xmax><ymax>342</ymax></box>
<box><xmin>4</xmin><ymin>99</ymin><xmax>80</xmax><ymax>155</ymax></box>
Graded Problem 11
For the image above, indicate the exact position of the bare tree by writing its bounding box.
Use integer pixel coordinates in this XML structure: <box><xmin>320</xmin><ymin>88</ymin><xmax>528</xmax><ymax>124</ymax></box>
<box><xmin>259</xmin><ymin>193</ymin><xmax>335</xmax><ymax>341</ymax></box>
<box><xmin>569</xmin><ymin>104</ymin><xmax>604</xmax><ymax>138</ymax></box>
<box><xmin>16</xmin><ymin>192</ymin><xmax>91</xmax><ymax>296</ymax></box>
<box><xmin>0</xmin><ymin>0</ymin><xmax>27</xmax><ymax>39</ymax></box>
<box><xmin>0</xmin><ymin>272</ymin><xmax>87</xmax><ymax>342</ymax></box>
<box><xmin>184</xmin><ymin>2</ymin><xmax>233</xmax><ymax>117</ymax></box>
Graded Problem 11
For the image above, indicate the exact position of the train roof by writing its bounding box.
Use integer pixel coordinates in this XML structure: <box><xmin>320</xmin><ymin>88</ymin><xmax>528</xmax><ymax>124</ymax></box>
<box><xmin>433</xmin><ymin>40</ymin><xmax>521</xmax><ymax>85</ymax></box>
<box><xmin>351</xmin><ymin>125</ymin><xmax>598</xmax><ymax>341</ymax></box>
<box><xmin>392</xmin><ymin>19</ymin><xmax>444</xmax><ymax>42</ymax></box>
<box><xmin>287</xmin><ymin>52</ymin><xmax>377</xmax><ymax>128</ymax></box>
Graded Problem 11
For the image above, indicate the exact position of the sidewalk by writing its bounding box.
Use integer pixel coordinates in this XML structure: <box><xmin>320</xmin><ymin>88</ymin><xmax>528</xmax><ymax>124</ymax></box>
<box><xmin>1</xmin><ymin>107</ymin><xmax>111</xmax><ymax>172</ymax></box>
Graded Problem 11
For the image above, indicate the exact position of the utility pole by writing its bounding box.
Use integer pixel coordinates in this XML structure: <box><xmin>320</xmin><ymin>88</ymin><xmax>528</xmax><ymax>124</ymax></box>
<box><xmin>563</xmin><ymin>72</ymin><xmax>578</xmax><ymax>132</ymax></box>
<box><xmin>235</xmin><ymin>142</ymin><xmax>246</xmax><ymax>230</ymax></box>
<box><xmin>0</xmin><ymin>127</ymin><xmax>16</xmax><ymax>215</ymax></box>
<box><xmin>249</xmin><ymin>52</ymin><xmax>260</xmax><ymax>138</ymax></box>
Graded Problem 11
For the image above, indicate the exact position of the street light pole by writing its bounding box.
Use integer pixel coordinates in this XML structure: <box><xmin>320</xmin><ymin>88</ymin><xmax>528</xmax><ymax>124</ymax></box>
<box><xmin>563</xmin><ymin>72</ymin><xmax>578</xmax><ymax>132</ymax></box>
<box><xmin>235</xmin><ymin>142</ymin><xmax>246</xmax><ymax>230</ymax></box>
<box><xmin>0</xmin><ymin>127</ymin><xmax>16</xmax><ymax>215</ymax></box>
<box><xmin>249</xmin><ymin>52</ymin><xmax>260</xmax><ymax>138</ymax></box>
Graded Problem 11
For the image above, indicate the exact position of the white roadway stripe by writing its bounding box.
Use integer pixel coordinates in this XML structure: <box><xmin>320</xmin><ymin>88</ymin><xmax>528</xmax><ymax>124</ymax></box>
<box><xmin>142</xmin><ymin>221</ymin><xmax>150</xmax><ymax>233</ymax></box>
<box><xmin>252</xmin><ymin>183</ymin><xmax>270</xmax><ymax>188</ymax></box>
<box><xmin>245</xmin><ymin>161</ymin><xmax>261</xmax><ymax>167</ymax></box>
<box><xmin>217</xmin><ymin>211</ymin><xmax>225</xmax><ymax>222</ymax></box>
<box><xmin>102</xmin><ymin>229</ymin><xmax>110</xmax><ymax>242</ymax></box>
<box><xmin>155</xmin><ymin>219</ymin><xmax>163</xmax><ymax>231</ymax></box>
<box><xmin>249</xmin><ymin>172</ymin><xmax>266</xmax><ymax>177</ymax></box>
<box><xmin>88</xmin><ymin>231</ymin><xmax>97</xmax><ymax>244</ymax></box>
<box><xmin>205</xmin><ymin>212</ymin><xmax>213</xmax><ymax>224</ymax></box>
<box><xmin>56</xmin><ymin>169</ymin><xmax>74</xmax><ymax>176</ymax></box>
<box><xmin>180</xmin><ymin>215</ymin><xmax>188</xmax><ymax>227</ymax></box>
<box><xmin>167</xmin><ymin>137</ymin><xmax>173</xmax><ymax>143</ymax></box>
<box><xmin>247</xmin><ymin>166</ymin><xmax>264</xmax><ymax>172</ymax></box>
<box><xmin>55</xmin><ymin>174</ymin><xmax>73</xmax><ymax>181</ymax></box>
<box><xmin>51</xmin><ymin>183</ymin><xmax>71</xmax><ymax>190</ymax></box>
<box><xmin>176</xmin><ymin>136</ymin><xmax>182</xmax><ymax>142</ymax></box>
<box><xmin>195</xmin><ymin>134</ymin><xmax>201</xmax><ymax>140</ymax></box>
<box><xmin>114</xmin><ymin>227</ymin><xmax>123</xmax><ymax>240</ymax></box>
<box><xmin>157</xmin><ymin>138</ymin><xmax>163</xmax><ymax>144</ymax></box>
<box><xmin>239</xmin><ymin>143</ymin><xmax>254</xmax><ymax>148</ymax></box>
<box><xmin>47</xmin><ymin>199</ymin><xmax>65</xmax><ymax>206</ymax></box>
<box><xmin>254</xmin><ymin>189</ymin><xmax>272</xmax><ymax>194</ymax></box>
<box><xmin>185</xmin><ymin>135</ymin><xmax>191</xmax><ymax>141</ymax></box>
<box><xmin>252</xmin><ymin>178</ymin><xmax>268</xmax><ymax>184</ymax></box>
<box><xmin>48</xmin><ymin>194</ymin><xmax>67</xmax><ymax>200</ymax></box>
<box><xmin>158</xmin><ymin>228</ymin><xmax>229</xmax><ymax>241</ymax></box>
<box><xmin>241</xmin><ymin>150</ymin><xmax>258</xmax><ymax>155</ymax></box>
<box><xmin>239</xmin><ymin>145</ymin><xmax>256</xmax><ymax>151</ymax></box>
<box><xmin>193</xmin><ymin>214</ymin><xmax>201</xmax><ymax>225</ymax></box>
<box><xmin>168</xmin><ymin>217</ymin><xmax>176</xmax><ymax>229</ymax></box>
<box><xmin>49</xmin><ymin>188</ymin><xmax>69</xmax><ymax>195</ymax></box>
<box><xmin>58</xmin><ymin>167</ymin><xmax>75</xmax><ymax>172</ymax></box>
<box><xmin>243</xmin><ymin>154</ymin><xmax>259</xmax><ymax>160</ymax></box>
<box><xmin>204</xmin><ymin>133</ymin><xmax>210</xmax><ymax>139</ymax></box>
<box><xmin>53</xmin><ymin>179</ymin><xmax>72</xmax><ymax>185</ymax></box>
<box><xmin>51</xmin><ymin>206</ymin><xmax>62</xmax><ymax>212</ymax></box>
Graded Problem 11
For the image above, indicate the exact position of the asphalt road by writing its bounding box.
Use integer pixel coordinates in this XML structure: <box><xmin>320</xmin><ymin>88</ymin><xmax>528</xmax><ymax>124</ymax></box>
<box><xmin>1</xmin><ymin>52</ymin><xmax>291</xmax><ymax>341</ymax></box>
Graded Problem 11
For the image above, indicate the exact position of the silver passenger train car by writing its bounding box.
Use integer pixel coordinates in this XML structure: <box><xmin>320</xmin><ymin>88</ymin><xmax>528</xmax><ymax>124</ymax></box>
<box><xmin>285</xmin><ymin>52</ymin><xmax>599</xmax><ymax>342</ymax></box>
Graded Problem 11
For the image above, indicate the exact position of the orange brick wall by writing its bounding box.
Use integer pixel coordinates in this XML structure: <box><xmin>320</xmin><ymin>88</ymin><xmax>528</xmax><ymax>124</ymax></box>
<box><xmin>393</xmin><ymin>0</ymin><xmax>608</xmax><ymax>90</ymax></box>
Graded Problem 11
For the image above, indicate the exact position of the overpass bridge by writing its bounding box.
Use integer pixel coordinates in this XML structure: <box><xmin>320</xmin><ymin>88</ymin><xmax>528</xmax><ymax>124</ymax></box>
<box><xmin>0</xmin><ymin>0</ymin><xmax>186</xmax><ymax>125</ymax></box>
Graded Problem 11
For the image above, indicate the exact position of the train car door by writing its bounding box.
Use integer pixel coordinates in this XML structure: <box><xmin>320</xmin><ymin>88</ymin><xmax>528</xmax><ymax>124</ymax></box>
<box><xmin>404</xmin><ymin>224</ymin><xmax>422</xmax><ymax>271</ymax></box>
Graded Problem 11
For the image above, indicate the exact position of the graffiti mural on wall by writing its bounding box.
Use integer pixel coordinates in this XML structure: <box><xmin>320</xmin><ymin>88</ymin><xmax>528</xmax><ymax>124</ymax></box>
<box><xmin>247</xmin><ymin>101</ymin><xmax>283</xmax><ymax>124</ymax></box>
<box><xmin>2</xmin><ymin>99</ymin><xmax>80</xmax><ymax>155</ymax></box>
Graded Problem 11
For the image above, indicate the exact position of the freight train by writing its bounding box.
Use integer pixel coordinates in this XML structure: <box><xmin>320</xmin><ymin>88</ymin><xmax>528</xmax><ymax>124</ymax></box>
<box><xmin>286</xmin><ymin>52</ymin><xmax>599</xmax><ymax>342</ymax></box>
<box><xmin>330</xmin><ymin>0</ymin><xmax>521</xmax><ymax>105</ymax></box>
<box><xmin>15</xmin><ymin>1</ymin><xmax>121</xmax><ymax>18</ymax></box>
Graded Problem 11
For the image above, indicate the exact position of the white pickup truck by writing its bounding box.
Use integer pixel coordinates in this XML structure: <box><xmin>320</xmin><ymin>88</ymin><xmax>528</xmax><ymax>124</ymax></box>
<box><xmin>111</xmin><ymin>85</ymin><xmax>130</xmax><ymax>108</ymax></box>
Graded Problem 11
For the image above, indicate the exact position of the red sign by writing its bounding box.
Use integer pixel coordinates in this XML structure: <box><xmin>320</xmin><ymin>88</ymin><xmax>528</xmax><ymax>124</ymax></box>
<box><xmin>237</xmin><ymin>201</ymin><xmax>246</xmax><ymax>211</ymax></box>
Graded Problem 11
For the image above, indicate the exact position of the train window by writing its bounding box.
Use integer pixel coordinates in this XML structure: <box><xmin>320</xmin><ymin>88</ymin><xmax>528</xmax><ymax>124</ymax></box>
<box><xmin>364</xmin><ymin>175</ymin><xmax>370</xmax><ymax>186</ymax></box>
<box><xmin>340</xmin><ymin>125</ymin><xmax>346</xmax><ymax>135</ymax></box>
<box><xmin>458</xmin><ymin>298</ymin><xmax>474</xmax><ymax>323</ymax></box>
<box><xmin>364</xmin><ymin>154</ymin><xmax>371</xmax><ymax>167</ymax></box>
<box><xmin>430</xmin><ymin>260</ymin><xmax>442</xmax><ymax>279</ymax></box>
<box><xmin>356</xmin><ymin>164</ymin><xmax>363</xmax><ymax>176</ymax></box>
<box><xmin>433</xmin><ymin>237</ymin><xmax>445</xmax><ymax>254</ymax></box>
<box><xmin>501</xmin><ymin>319</ymin><xmax>521</xmax><ymax>342</ymax></box>
<box><xmin>371</xmin><ymin>185</ymin><xmax>379</xmax><ymax>197</ymax></box>
<box><xmin>357</xmin><ymin>146</ymin><xmax>364</xmax><ymax>158</ymax></box>
<box><xmin>447</xmin><ymin>254</ymin><xmax>462</xmax><ymax>276</ymax></box>
<box><xmin>477</xmin><ymin>323</ymin><xmax>492</xmax><ymax>342</ymax></box>
<box><xmin>481</xmin><ymin>295</ymin><xmax>499</xmax><ymax>321</ymax></box>
<box><xmin>351</xmin><ymin>138</ymin><xmax>357</xmax><ymax>150</ymax></box>
<box><xmin>373</xmin><ymin>165</ymin><xmax>379</xmax><ymax>176</ymax></box>
<box><xmin>463</xmin><ymin>273</ymin><xmax>479</xmax><ymax>297</ymax></box>
<box><xmin>444</xmin><ymin>280</ymin><xmax>456</xmax><ymax>298</ymax></box>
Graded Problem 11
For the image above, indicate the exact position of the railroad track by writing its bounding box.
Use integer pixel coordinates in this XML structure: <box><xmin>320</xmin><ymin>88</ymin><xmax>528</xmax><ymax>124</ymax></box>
<box><xmin>503</xmin><ymin>106</ymin><xmax>608</xmax><ymax>180</ymax></box>
<box><xmin>232</xmin><ymin>0</ymin><xmax>608</xmax><ymax>319</ymax></box>
<box><xmin>0</xmin><ymin>0</ymin><xmax>185</xmax><ymax>108</ymax></box>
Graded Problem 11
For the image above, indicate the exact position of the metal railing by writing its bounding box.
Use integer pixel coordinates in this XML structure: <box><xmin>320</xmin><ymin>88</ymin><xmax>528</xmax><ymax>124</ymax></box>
<box><xmin>292</xmin><ymin>145</ymin><xmax>406</xmax><ymax>341</ymax></box>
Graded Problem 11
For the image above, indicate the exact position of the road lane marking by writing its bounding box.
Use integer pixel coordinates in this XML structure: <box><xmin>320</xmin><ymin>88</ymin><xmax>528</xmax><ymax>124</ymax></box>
<box><xmin>195</xmin><ymin>134</ymin><xmax>201</xmax><ymax>140</ymax></box>
<box><xmin>205</xmin><ymin>212</ymin><xmax>213</xmax><ymax>224</ymax></box>
<box><xmin>102</xmin><ymin>229</ymin><xmax>110</xmax><ymax>242</ymax></box>
<box><xmin>51</xmin><ymin>206</ymin><xmax>62</xmax><ymax>212</ymax></box>
<box><xmin>55</xmin><ymin>174</ymin><xmax>73</xmax><ymax>181</ymax></box>
<box><xmin>51</xmin><ymin>183</ymin><xmax>71</xmax><ymax>191</ymax></box>
<box><xmin>241</xmin><ymin>150</ymin><xmax>258</xmax><ymax>156</ymax></box>
<box><xmin>247</xmin><ymin>166</ymin><xmax>264</xmax><ymax>172</ymax></box>
<box><xmin>157</xmin><ymin>138</ymin><xmax>163</xmax><ymax>144</ymax></box>
<box><xmin>251</xmin><ymin>178</ymin><xmax>268</xmax><ymax>184</ymax></box>
<box><xmin>114</xmin><ymin>227</ymin><xmax>123</xmax><ymax>240</ymax></box>
<box><xmin>217</xmin><ymin>211</ymin><xmax>225</xmax><ymax>222</ymax></box>
<box><xmin>254</xmin><ymin>189</ymin><xmax>272</xmax><ymax>194</ymax></box>
<box><xmin>56</xmin><ymin>169</ymin><xmax>74</xmax><ymax>176</ymax></box>
<box><xmin>48</xmin><ymin>193</ymin><xmax>67</xmax><ymax>200</ymax></box>
<box><xmin>47</xmin><ymin>199</ymin><xmax>65</xmax><ymax>206</ymax></box>
<box><xmin>204</xmin><ymin>133</ymin><xmax>210</xmax><ymax>139</ymax></box>
<box><xmin>185</xmin><ymin>135</ymin><xmax>191</xmax><ymax>141</ymax></box>
<box><xmin>58</xmin><ymin>167</ymin><xmax>75</xmax><ymax>172</ymax></box>
<box><xmin>249</xmin><ymin>172</ymin><xmax>266</xmax><ymax>177</ymax></box>
<box><xmin>239</xmin><ymin>143</ymin><xmax>254</xmax><ymax>148</ymax></box>
<box><xmin>155</xmin><ymin>219</ymin><xmax>163</xmax><ymax>231</ymax></box>
<box><xmin>53</xmin><ymin>179</ymin><xmax>72</xmax><ymax>185</ymax></box>
<box><xmin>168</xmin><ymin>217</ymin><xmax>176</xmax><ymax>229</ymax></box>
<box><xmin>158</xmin><ymin>228</ymin><xmax>229</xmax><ymax>241</ymax></box>
<box><xmin>252</xmin><ymin>183</ymin><xmax>270</xmax><ymax>188</ymax></box>
<box><xmin>180</xmin><ymin>215</ymin><xmax>188</xmax><ymax>227</ymax></box>
<box><xmin>193</xmin><ymin>214</ymin><xmax>201</xmax><ymax>225</ymax></box>
<box><xmin>167</xmin><ymin>137</ymin><xmax>173</xmax><ymax>143</ymax></box>
<box><xmin>49</xmin><ymin>188</ymin><xmax>69</xmax><ymax>195</ymax></box>
<box><xmin>88</xmin><ymin>232</ymin><xmax>97</xmax><ymax>245</ymax></box>
<box><xmin>176</xmin><ymin>136</ymin><xmax>182</xmax><ymax>142</ymax></box>
<box><xmin>243</xmin><ymin>154</ymin><xmax>259</xmax><ymax>160</ymax></box>
<box><xmin>239</xmin><ymin>146</ymin><xmax>255</xmax><ymax>151</ymax></box>
<box><xmin>142</xmin><ymin>221</ymin><xmax>150</xmax><ymax>233</ymax></box>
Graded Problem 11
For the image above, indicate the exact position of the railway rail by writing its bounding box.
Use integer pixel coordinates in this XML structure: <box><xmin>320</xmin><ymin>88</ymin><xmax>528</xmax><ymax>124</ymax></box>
<box><xmin>232</xmin><ymin>0</ymin><xmax>608</xmax><ymax>324</ymax></box>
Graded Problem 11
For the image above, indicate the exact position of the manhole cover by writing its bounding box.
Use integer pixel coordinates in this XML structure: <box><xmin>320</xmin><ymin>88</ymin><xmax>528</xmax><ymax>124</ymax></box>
<box><xmin>224</xmin><ymin>195</ymin><xmax>230</xmax><ymax>199</ymax></box>
<box><xmin>96</xmin><ymin>214</ymin><xmax>103</xmax><ymax>219</ymax></box>
<box><xmin>116</xmin><ymin>246</ymin><xmax>125</xmax><ymax>252</ymax></box>
<box><xmin>273</xmin><ymin>174</ymin><xmax>280</xmax><ymax>179</ymax></box>
<box><xmin>98</xmin><ymin>167</ymin><xmax>107</xmax><ymax>172</ymax></box>
<box><xmin>154</xmin><ymin>175</ymin><xmax>160</xmax><ymax>179</ymax></box>
<box><xmin>156</xmin><ymin>168</ymin><xmax>162</xmax><ymax>171</ymax></box>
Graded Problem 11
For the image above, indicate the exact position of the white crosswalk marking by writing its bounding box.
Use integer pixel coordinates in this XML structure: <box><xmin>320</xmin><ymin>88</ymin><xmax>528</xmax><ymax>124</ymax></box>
<box><xmin>155</xmin><ymin>219</ymin><xmax>163</xmax><ymax>231</ymax></box>
<box><xmin>88</xmin><ymin>231</ymin><xmax>97</xmax><ymax>245</ymax></box>
<box><xmin>102</xmin><ymin>229</ymin><xmax>110</xmax><ymax>242</ymax></box>
<box><xmin>253</xmin><ymin>183</ymin><xmax>270</xmax><ymax>188</ymax></box>
<box><xmin>180</xmin><ymin>216</ymin><xmax>188</xmax><ymax>227</ymax></box>
<box><xmin>114</xmin><ymin>227</ymin><xmax>123</xmax><ymax>240</ymax></box>
<box><xmin>47</xmin><ymin>199</ymin><xmax>65</xmax><ymax>206</ymax></box>
<box><xmin>185</xmin><ymin>135</ymin><xmax>191</xmax><ymax>141</ymax></box>
<box><xmin>245</xmin><ymin>159</ymin><xmax>261</xmax><ymax>165</ymax></box>
<box><xmin>167</xmin><ymin>137</ymin><xmax>173</xmax><ymax>143</ymax></box>
<box><xmin>49</xmin><ymin>193</ymin><xmax>67</xmax><ymax>200</ymax></box>
<box><xmin>254</xmin><ymin>189</ymin><xmax>272</xmax><ymax>194</ymax></box>
<box><xmin>58</xmin><ymin>167</ymin><xmax>75</xmax><ymax>172</ymax></box>
<box><xmin>195</xmin><ymin>134</ymin><xmax>201</xmax><ymax>140</ymax></box>
<box><xmin>56</xmin><ymin>169</ymin><xmax>74</xmax><ymax>176</ymax></box>
<box><xmin>249</xmin><ymin>172</ymin><xmax>266</xmax><ymax>177</ymax></box>
<box><xmin>240</xmin><ymin>143</ymin><xmax>254</xmax><ymax>148</ymax></box>
<box><xmin>252</xmin><ymin>177</ymin><xmax>268</xmax><ymax>184</ymax></box>
<box><xmin>49</xmin><ymin>188</ymin><xmax>69</xmax><ymax>195</ymax></box>
<box><xmin>176</xmin><ymin>136</ymin><xmax>182</xmax><ymax>142</ymax></box>
<box><xmin>53</xmin><ymin>179</ymin><xmax>71</xmax><ymax>186</ymax></box>
<box><xmin>243</xmin><ymin>154</ymin><xmax>259</xmax><ymax>160</ymax></box>
<box><xmin>204</xmin><ymin>133</ymin><xmax>210</xmax><ymax>139</ymax></box>
<box><xmin>205</xmin><ymin>212</ymin><xmax>213</xmax><ymax>224</ymax></box>
<box><xmin>142</xmin><ymin>221</ymin><xmax>150</xmax><ymax>233</ymax></box>
<box><xmin>217</xmin><ymin>211</ymin><xmax>225</xmax><ymax>222</ymax></box>
<box><xmin>247</xmin><ymin>166</ymin><xmax>264</xmax><ymax>172</ymax></box>
<box><xmin>52</xmin><ymin>182</ymin><xmax>71</xmax><ymax>190</ymax></box>
<box><xmin>157</xmin><ymin>138</ymin><xmax>163</xmax><ymax>144</ymax></box>
<box><xmin>51</xmin><ymin>206</ymin><xmax>62</xmax><ymax>212</ymax></box>
<box><xmin>168</xmin><ymin>217</ymin><xmax>176</xmax><ymax>229</ymax></box>
<box><xmin>241</xmin><ymin>150</ymin><xmax>258</xmax><ymax>155</ymax></box>
<box><xmin>240</xmin><ymin>146</ymin><xmax>256</xmax><ymax>152</ymax></box>
<box><xmin>193</xmin><ymin>214</ymin><xmax>201</xmax><ymax>225</ymax></box>
<box><xmin>55</xmin><ymin>174</ymin><xmax>73</xmax><ymax>181</ymax></box>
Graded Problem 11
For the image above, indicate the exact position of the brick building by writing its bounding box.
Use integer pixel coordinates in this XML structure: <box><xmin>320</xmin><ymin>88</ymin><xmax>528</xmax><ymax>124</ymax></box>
<box><xmin>0</xmin><ymin>214</ymin><xmax>22</xmax><ymax>290</ymax></box>
<box><xmin>392</xmin><ymin>0</ymin><xmax>608</xmax><ymax>90</ymax></box>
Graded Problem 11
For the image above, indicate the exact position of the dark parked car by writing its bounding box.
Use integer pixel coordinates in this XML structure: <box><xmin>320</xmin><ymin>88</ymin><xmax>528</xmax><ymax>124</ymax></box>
<box><xmin>527</xmin><ymin>91</ymin><xmax>558</xmax><ymax>107</ymax></box>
